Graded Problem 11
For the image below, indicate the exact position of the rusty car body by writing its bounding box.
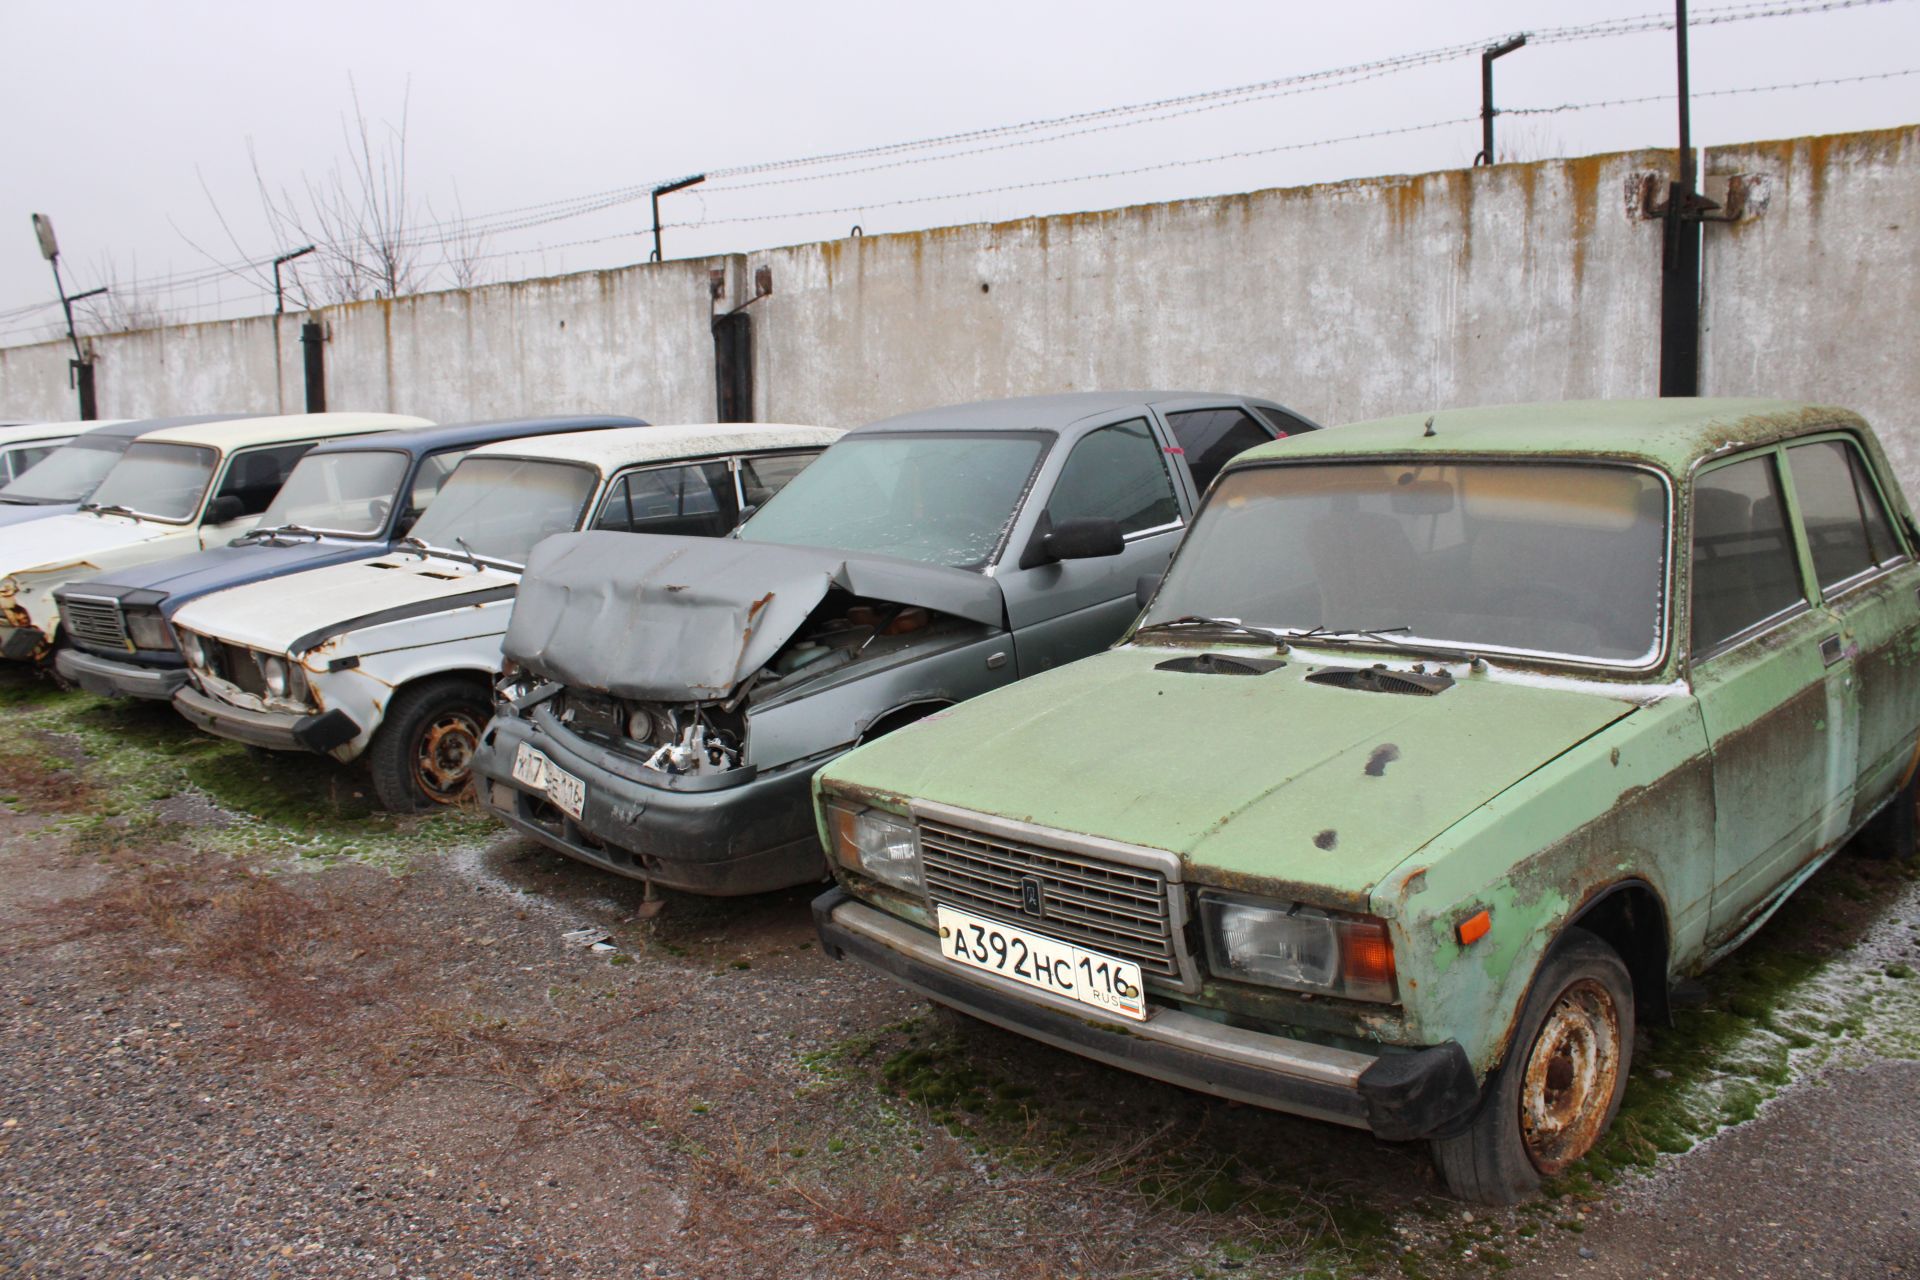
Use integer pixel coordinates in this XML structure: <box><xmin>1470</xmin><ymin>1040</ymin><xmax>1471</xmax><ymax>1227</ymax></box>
<box><xmin>809</xmin><ymin>398</ymin><xmax>1920</xmax><ymax>1202</ymax></box>
<box><xmin>474</xmin><ymin>391</ymin><xmax>1319</xmax><ymax>896</ymax></box>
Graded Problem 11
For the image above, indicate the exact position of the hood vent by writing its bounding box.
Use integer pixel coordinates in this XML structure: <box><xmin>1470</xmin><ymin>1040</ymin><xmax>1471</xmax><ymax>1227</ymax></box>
<box><xmin>1306</xmin><ymin>666</ymin><xmax>1452</xmax><ymax>696</ymax></box>
<box><xmin>1154</xmin><ymin>653</ymin><xmax>1287</xmax><ymax>677</ymax></box>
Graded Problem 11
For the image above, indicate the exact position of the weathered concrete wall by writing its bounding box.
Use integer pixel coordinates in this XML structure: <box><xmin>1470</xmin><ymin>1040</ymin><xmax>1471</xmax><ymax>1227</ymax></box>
<box><xmin>746</xmin><ymin>149</ymin><xmax>1668</xmax><ymax>430</ymax></box>
<box><xmin>3</xmin><ymin>125</ymin><xmax>1917</xmax><ymax>503</ymax></box>
<box><xmin>1702</xmin><ymin>126</ymin><xmax>1920</xmax><ymax>494</ymax></box>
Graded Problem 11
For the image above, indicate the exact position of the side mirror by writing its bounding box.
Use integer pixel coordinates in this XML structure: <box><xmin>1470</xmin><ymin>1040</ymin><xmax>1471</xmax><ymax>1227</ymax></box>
<box><xmin>204</xmin><ymin>495</ymin><xmax>246</xmax><ymax>525</ymax></box>
<box><xmin>1041</xmin><ymin>516</ymin><xmax>1125</xmax><ymax>563</ymax></box>
<box><xmin>1135</xmin><ymin>573</ymin><xmax>1162</xmax><ymax>610</ymax></box>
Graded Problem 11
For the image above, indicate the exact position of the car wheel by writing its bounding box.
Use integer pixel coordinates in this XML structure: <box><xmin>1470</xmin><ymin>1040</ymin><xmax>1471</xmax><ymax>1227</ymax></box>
<box><xmin>366</xmin><ymin>677</ymin><xmax>490</xmax><ymax>813</ymax></box>
<box><xmin>1430</xmin><ymin>928</ymin><xmax>1634</xmax><ymax>1204</ymax></box>
<box><xmin>1856</xmin><ymin>770</ymin><xmax>1916</xmax><ymax>861</ymax></box>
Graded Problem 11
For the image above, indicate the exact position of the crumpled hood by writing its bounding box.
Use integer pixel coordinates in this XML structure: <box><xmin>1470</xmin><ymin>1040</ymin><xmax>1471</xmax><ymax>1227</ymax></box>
<box><xmin>76</xmin><ymin>537</ymin><xmax>383</xmax><ymax>613</ymax></box>
<box><xmin>828</xmin><ymin>644</ymin><xmax>1641</xmax><ymax>909</ymax></box>
<box><xmin>0</xmin><ymin>501</ymin><xmax>81</xmax><ymax>530</ymax></box>
<box><xmin>506</xmin><ymin>532</ymin><xmax>1006</xmax><ymax>701</ymax></box>
<box><xmin>170</xmin><ymin>552</ymin><xmax>517</xmax><ymax>654</ymax></box>
<box><xmin>0</xmin><ymin>511</ymin><xmax>175</xmax><ymax>577</ymax></box>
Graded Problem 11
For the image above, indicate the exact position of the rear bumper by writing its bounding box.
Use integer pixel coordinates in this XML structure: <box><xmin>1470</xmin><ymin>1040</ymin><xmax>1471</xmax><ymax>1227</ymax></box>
<box><xmin>812</xmin><ymin>888</ymin><xmax>1479</xmax><ymax>1141</ymax></box>
<box><xmin>56</xmin><ymin>648</ymin><xmax>188</xmax><ymax>700</ymax></box>
<box><xmin>172</xmin><ymin>684</ymin><xmax>359</xmax><ymax>754</ymax></box>
<box><xmin>473</xmin><ymin>712</ymin><xmax>826</xmax><ymax>896</ymax></box>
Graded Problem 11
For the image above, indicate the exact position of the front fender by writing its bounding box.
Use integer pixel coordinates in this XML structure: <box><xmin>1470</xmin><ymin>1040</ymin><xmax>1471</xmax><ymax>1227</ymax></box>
<box><xmin>1374</xmin><ymin>696</ymin><xmax>1713</xmax><ymax>1077</ymax></box>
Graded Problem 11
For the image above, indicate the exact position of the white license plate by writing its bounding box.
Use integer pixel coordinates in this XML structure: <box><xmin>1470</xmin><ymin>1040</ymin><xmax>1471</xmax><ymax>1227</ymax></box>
<box><xmin>511</xmin><ymin>743</ymin><xmax>585</xmax><ymax>821</ymax></box>
<box><xmin>935</xmin><ymin>904</ymin><xmax>1147</xmax><ymax>1021</ymax></box>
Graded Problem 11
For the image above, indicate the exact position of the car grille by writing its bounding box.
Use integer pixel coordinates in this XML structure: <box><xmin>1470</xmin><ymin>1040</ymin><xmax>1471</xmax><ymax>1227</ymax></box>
<box><xmin>62</xmin><ymin>597</ymin><xmax>129</xmax><ymax>651</ymax></box>
<box><xmin>917</xmin><ymin>815</ymin><xmax>1183</xmax><ymax>982</ymax></box>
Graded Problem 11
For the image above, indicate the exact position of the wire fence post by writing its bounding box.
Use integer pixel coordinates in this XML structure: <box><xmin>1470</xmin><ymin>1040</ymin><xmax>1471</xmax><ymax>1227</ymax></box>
<box><xmin>1475</xmin><ymin>35</ymin><xmax>1527</xmax><ymax>165</ymax></box>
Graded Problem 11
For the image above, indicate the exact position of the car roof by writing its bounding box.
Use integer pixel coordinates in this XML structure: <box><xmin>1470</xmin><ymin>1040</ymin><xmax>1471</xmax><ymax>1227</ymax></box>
<box><xmin>0</xmin><ymin>421</ymin><xmax>97</xmax><ymax>448</ymax></box>
<box><xmin>852</xmin><ymin>391</ymin><xmax>1299</xmax><ymax>435</ymax></box>
<box><xmin>302</xmin><ymin>414</ymin><xmax>649</xmax><ymax>457</ymax></box>
<box><xmin>67</xmin><ymin>415</ymin><xmax>246</xmax><ymax>442</ymax></box>
<box><xmin>466</xmin><ymin>423</ymin><xmax>845</xmax><ymax>468</ymax></box>
<box><xmin>137</xmin><ymin>412</ymin><xmax>433</xmax><ymax>451</ymax></box>
<box><xmin>1232</xmin><ymin>399</ymin><xmax>1869</xmax><ymax>475</ymax></box>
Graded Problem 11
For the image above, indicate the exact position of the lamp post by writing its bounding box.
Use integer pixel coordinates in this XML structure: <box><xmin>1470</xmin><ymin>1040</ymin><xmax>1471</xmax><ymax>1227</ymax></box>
<box><xmin>31</xmin><ymin>213</ymin><xmax>107</xmax><ymax>420</ymax></box>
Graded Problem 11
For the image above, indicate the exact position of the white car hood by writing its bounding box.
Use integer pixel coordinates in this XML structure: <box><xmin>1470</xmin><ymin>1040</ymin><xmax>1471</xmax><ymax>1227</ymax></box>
<box><xmin>171</xmin><ymin>553</ymin><xmax>520</xmax><ymax>655</ymax></box>
<box><xmin>0</xmin><ymin>512</ymin><xmax>178</xmax><ymax>577</ymax></box>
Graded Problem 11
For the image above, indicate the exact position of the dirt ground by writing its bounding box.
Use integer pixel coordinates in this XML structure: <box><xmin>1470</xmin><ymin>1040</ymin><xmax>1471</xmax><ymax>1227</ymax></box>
<box><xmin>0</xmin><ymin>676</ymin><xmax>1916</xmax><ymax>1279</ymax></box>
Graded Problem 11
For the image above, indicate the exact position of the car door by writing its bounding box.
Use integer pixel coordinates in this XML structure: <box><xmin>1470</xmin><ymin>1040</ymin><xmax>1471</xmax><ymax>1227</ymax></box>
<box><xmin>1690</xmin><ymin>447</ymin><xmax>1854</xmax><ymax>940</ymax></box>
<box><xmin>1002</xmin><ymin>414</ymin><xmax>1188</xmax><ymax>675</ymax></box>
<box><xmin>1781</xmin><ymin>434</ymin><xmax>1920</xmax><ymax>815</ymax></box>
<box><xmin>593</xmin><ymin>460</ymin><xmax>739</xmax><ymax>537</ymax></box>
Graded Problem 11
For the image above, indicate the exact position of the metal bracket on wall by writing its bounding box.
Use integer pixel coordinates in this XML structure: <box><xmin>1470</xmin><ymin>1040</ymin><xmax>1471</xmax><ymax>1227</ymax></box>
<box><xmin>1635</xmin><ymin>172</ymin><xmax>1757</xmax><ymax>224</ymax></box>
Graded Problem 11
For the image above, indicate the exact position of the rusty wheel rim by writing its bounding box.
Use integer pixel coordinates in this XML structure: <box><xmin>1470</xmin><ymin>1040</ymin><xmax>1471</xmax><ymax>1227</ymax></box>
<box><xmin>412</xmin><ymin>707</ymin><xmax>483</xmax><ymax>804</ymax></box>
<box><xmin>1518</xmin><ymin>977</ymin><xmax>1621</xmax><ymax>1175</ymax></box>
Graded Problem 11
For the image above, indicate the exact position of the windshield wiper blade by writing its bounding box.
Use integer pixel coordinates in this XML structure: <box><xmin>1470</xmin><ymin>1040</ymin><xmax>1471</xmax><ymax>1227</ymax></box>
<box><xmin>1134</xmin><ymin>615</ymin><xmax>1291</xmax><ymax>645</ymax></box>
<box><xmin>1286</xmin><ymin>625</ymin><xmax>1413</xmax><ymax>645</ymax></box>
<box><xmin>238</xmin><ymin>522</ymin><xmax>323</xmax><ymax>544</ymax></box>
<box><xmin>394</xmin><ymin>535</ymin><xmax>431</xmax><ymax>560</ymax></box>
<box><xmin>79</xmin><ymin>502</ymin><xmax>136</xmax><ymax>518</ymax></box>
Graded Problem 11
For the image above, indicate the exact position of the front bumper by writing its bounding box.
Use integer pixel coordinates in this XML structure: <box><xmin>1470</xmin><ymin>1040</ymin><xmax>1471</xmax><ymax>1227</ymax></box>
<box><xmin>813</xmin><ymin>888</ymin><xmax>1480</xmax><ymax>1141</ymax></box>
<box><xmin>474</xmin><ymin>711</ymin><xmax>827</xmax><ymax>896</ymax></box>
<box><xmin>56</xmin><ymin>648</ymin><xmax>188</xmax><ymax>700</ymax></box>
<box><xmin>172</xmin><ymin>684</ymin><xmax>360</xmax><ymax>754</ymax></box>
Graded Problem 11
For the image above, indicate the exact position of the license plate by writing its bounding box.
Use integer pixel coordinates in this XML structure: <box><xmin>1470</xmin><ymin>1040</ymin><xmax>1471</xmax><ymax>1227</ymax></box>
<box><xmin>934</xmin><ymin>904</ymin><xmax>1147</xmax><ymax>1021</ymax></box>
<box><xmin>511</xmin><ymin>743</ymin><xmax>585</xmax><ymax>821</ymax></box>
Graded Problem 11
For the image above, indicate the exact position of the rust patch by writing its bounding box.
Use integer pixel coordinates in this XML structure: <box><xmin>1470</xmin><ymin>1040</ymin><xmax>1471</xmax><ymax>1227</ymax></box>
<box><xmin>1364</xmin><ymin>744</ymin><xmax>1401</xmax><ymax>777</ymax></box>
<box><xmin>1313</xmin><ymin>828</ymin><xmax>1338</xmax><ymax>851</ymax></box>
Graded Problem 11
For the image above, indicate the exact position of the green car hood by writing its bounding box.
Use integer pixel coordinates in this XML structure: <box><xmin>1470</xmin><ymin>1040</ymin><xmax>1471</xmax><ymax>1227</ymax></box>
<box><xmin>831</xmin><ymin>644</ymin><xmax>1642</xmax><ymax>910</ymax></box>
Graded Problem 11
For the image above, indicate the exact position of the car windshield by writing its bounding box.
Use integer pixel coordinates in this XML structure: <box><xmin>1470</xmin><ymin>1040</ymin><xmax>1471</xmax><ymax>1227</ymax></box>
<box><xmin>405</xmin><ymin>456</ymin><xmax>597</xmax><ymax>565</ymax></box>
<box><xmin>737</xmin><ymin>431</ymin><xmax>1049</xmax><ymax>569</ymax></box>
<box><xmin>255</xmin><ymin>449</ymin><xmax>409</xmax><ymax>537</ymax></box>
<box><xmin>85</xmin><ymin>442</ymin><xmax>219</xmax><ymax>522</ymax></box>
<box><xmin>0</xmin><ymin>436</ymin><xmax>132</xmax><ymax>504</ymax></box>
<box><xmin>1141</xmin><ymin>461</ymin><xmax>1669</xmax><ymax>666</ymax></box>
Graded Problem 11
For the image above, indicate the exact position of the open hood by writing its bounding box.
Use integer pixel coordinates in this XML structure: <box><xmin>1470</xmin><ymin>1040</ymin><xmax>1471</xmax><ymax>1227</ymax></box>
<box><xmin>505</xmin><ymin>532</ymin><xmax>1007</xmax><ymax>701</ymax></box>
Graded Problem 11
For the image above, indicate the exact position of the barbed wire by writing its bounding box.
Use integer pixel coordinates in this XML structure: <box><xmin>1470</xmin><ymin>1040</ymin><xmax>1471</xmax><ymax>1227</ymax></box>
<box><xmin>1504</xmin><ymin>64</ymin><xmax>1920</xmax><ymax>115</ymax></box>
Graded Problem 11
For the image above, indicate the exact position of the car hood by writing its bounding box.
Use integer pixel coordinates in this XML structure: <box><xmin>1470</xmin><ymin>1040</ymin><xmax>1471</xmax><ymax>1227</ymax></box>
<box><xmin>506</xmin><ymin>532</ymin><xmax>1007</xmax><ymax>701</ymax></box>
<box><xmin>829</xmin><ymin>644</ymin><xmax>1642</xmax><ymax>911</ymax></box>
<box><xmin>69</xmin><ymin>537</ymin><xmax>385</xmax><ymax>613</ymax></box>
<box><xmin>170</xmin><ymin>552</ymin><xmax>518</xmax><ymax>654</ymax></box>
<box><xmin>0</xmin><ymin>511</ymin><xmax>179</xmax><ymax>576</ymax></box>
<box><xmin>0</xmin><ymin>501</ymin><xmax>81</xmax><ymax>530</ymax></box>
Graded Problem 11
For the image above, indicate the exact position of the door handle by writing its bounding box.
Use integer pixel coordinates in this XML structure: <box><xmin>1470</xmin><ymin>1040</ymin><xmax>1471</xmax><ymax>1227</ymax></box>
<box><xmin>1819</xmin><ymin>634</ymin><xmax>1845</xmax><ymax>667</ymax></box>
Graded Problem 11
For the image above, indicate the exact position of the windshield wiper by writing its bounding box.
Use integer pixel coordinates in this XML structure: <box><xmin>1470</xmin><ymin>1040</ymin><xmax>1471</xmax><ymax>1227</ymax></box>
<box><xmin>1134</xmin><ymin>615</ymin><xmax>1292</xmax><ymax>646</ymax></box>
<box><xmin>79</xmin><ymin>502</ymin><xmax>137</xmax><ymax>518</ymax></box>
<box><xmin>394</xmin><ymin>535</ymin><xmax>431</xmax><ymax>560</ymax></box>
<box><xmin>237</xmin><ymin>522</ymin><xmax>324</xmax><ymax>544</ymax></box>
<box><xmin>1286</xmin><ymin>625</ymin><xmax>1412</xmax><ymax>645</ymax></box>
<box><xmin>453</xmin><ymin>536</ymin><xmax>487</xmax><ymax>573</ymax></box>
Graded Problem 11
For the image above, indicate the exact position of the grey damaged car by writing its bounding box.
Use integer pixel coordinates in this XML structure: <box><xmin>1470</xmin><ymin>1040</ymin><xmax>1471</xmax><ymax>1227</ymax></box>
<box><xmin>473</xmin><ymin>391</ymin><xmax>1320</xmax><ymax>896</ymax></box>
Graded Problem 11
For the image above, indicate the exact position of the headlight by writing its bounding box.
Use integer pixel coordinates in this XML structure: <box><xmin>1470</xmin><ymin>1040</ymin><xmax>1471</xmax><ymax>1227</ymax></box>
<box><xmin>256</xmin><ymin>653</ymin><xmax>289</xmax><ymax>697</ymax></box>
<box><xmin>1198</xmin><ymin>891</ymin><xmax>1397</xmax><ymax>1003</ymax></box>
<box><xmin>179</xmin><ymin>630</ymin><xmax>209</xmax><ymax>669</ymax></box>
<box><xmin>626</xmin><ymin>706</ymin><xmax>655</xmax><ymax>742</ymax></box>
<box><xmin>125</xmin><ymin>609</ymin><xmax>174</xmax><ymax>652</ymax></box>
<box><xmin>825</xmin><ymin>800</ymin><xmax>923</xmax><ymax>893</ymax></box>
<box><xmin>285</xmin><ymin>660</ymin><xmax>310</xmax><ymax>705</ymax></box>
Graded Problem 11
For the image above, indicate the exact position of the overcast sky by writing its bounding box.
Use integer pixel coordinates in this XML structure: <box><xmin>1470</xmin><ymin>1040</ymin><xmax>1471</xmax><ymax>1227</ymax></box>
<box><xmin>3</xmin><ymin>0</ymin><xmax>1916</xmax><ymax>343</ymax></box>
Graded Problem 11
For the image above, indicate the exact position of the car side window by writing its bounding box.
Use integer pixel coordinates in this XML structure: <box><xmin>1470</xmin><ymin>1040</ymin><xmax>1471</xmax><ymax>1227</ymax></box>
<box><xmin>1048</xmin><ymin>418</ymin><xmax>1181</xmax><ymax>536</ymax></box>
<box><xmin>213</xmin><ymin>443</ymin><xmax>315</xmax><ymax>518</ymax></box>
<box><xmin>408</xmin><ymin>450</ymin><xmax>468</xmax><ymax>515</ymax></box>
<box><xmin>1785</xmin><ymin>438</ymin><xmax>1905</xmax><ymax>594</ymax></box>
<box><xmin>738</xmin><ymin>452</ymin><xmax>816</xmax><ymax>514</ymax></box>
<box><xmin>1690</xmin><ymin>454</ymin><xmax>1807</xmax><ymax>657</ymax></box>
<box><xmin>3</xmin><ymin>444</ymin><xmax>58</xmax><ymax>481</ymax></box>
<box><xmin>1254</xmin><ymin>405</ymin><xmax>1313</xmax><ymax>437</ymax></box>
<box><xmin>1165</xmin><ymin>408</ymin><xmax>1276</xmax><ymax>497</ymax></box>
<box><xmin>595</xmin><ymin>461</ymin><xmax>740</xmax><ymax>537</ymax></box>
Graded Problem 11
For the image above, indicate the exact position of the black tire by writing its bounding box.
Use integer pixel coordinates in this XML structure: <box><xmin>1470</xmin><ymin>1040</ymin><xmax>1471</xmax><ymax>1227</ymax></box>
<box><xmin>365</xmin><ymin>677</ymin><xmax>491</xmax><ymax>813</ymax></box>
<box><xmin>1856</xmin><ymin>769</ymin><xmax>1917</xmax><ymax>861</ymax></box>
<box><xmin>1430</xmin><ymin>928</ymin><xmax>1634</xmax><ymax>1205</ymax></box>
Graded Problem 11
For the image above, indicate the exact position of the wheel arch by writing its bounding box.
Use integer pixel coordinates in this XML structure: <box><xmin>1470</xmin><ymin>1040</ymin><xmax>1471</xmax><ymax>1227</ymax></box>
<box><xmin>1560</xmin><ymin>877</ymin><xmax>1673</xmax><ymax>1028</ymax></box>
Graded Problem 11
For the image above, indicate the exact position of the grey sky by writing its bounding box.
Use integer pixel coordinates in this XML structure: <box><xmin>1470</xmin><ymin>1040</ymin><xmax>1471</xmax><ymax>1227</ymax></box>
<box><xmin>2</xmin><ymin>0</ymin><xmax>1916</xmax><ymax>343</ymax></box>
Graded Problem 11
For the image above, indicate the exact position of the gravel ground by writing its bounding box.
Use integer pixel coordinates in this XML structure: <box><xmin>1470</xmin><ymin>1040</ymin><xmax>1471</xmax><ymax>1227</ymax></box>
<box><xmin>0</xmin><ymin>680</ymin><xmax>1916</xmax><ymax>1278</ymax></box>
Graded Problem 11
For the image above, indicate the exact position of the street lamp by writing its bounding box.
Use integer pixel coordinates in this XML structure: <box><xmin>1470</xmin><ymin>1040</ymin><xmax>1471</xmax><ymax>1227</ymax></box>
<box><xmin>31</xmin><ymin>213</ymin><xmax>107</xmax><ymax>420</ymax></box>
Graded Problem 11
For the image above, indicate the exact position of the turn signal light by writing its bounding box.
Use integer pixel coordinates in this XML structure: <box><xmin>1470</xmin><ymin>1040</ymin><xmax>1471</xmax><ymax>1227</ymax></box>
<box><xmin>1456</xmin><ymin>909</ymin><xmax>1492</xmax><ymax>946</ymax></box>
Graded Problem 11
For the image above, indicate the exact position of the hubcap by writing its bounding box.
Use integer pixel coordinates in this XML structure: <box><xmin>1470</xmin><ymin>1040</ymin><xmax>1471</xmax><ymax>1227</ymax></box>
<box><xmin>1518</xmin><ymin>977</ymin><xmax>1621</xmax><ymax>1174</ymax></box>
<box><xmin>413</xmin><ymin>708</ymin><xmax>483</xmax><ymax>803</ymax></box>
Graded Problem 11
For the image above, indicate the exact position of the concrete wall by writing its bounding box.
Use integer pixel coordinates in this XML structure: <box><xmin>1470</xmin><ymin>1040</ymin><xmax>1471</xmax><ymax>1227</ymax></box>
<box><xmin>2</xmin><ymin>124</ymin><xmax>1916</xmax><ymax>495</ymax></box>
